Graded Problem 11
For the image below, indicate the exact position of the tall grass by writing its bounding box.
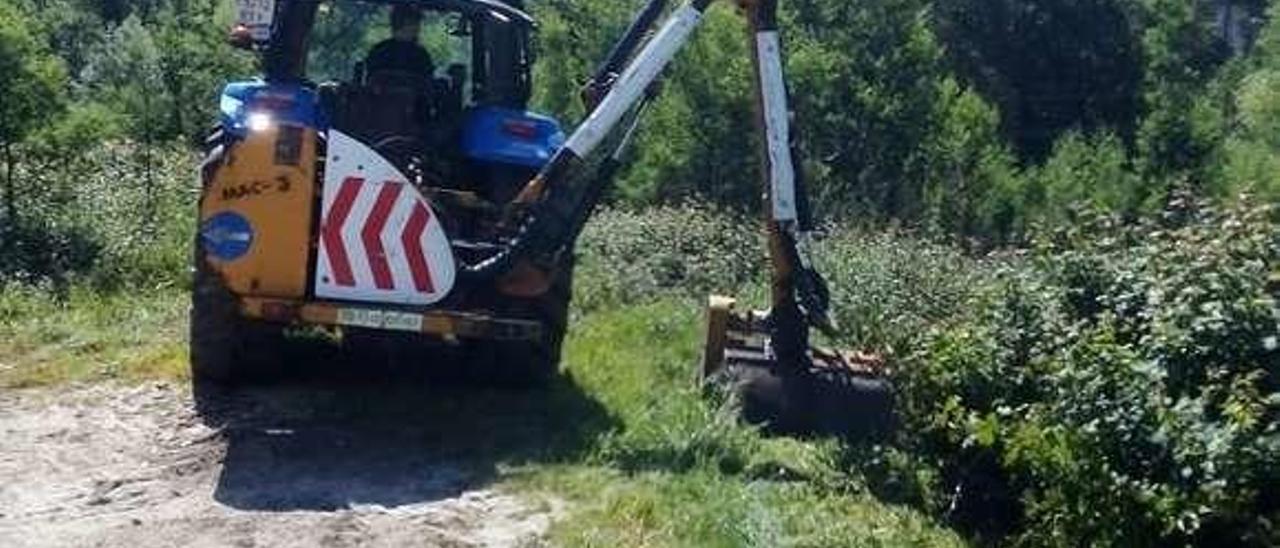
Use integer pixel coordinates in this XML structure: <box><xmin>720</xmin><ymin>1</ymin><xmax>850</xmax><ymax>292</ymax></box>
<box><xmin>0</xmin><ymin>284</ymin><xmax>187</xmax><ymax>387</ymax></box>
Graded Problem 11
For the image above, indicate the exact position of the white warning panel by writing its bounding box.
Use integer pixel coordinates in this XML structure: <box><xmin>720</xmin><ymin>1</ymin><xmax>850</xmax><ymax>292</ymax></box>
<box><xmin>315</xmin><ymin>130</ymin><xmax>456</xmax><ymax>306</ymax></box>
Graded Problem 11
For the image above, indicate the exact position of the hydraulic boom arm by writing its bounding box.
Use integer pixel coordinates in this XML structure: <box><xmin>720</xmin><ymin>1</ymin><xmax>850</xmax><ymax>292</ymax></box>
<box><xmin>465</xmin><ymin>0</ymin><xmax>832</xmax><ymax>363</ymax></box>
<box><xmin>497</xmin><ymin>0</ymin><xmax>894</xmax><ymax>439</ymax></box>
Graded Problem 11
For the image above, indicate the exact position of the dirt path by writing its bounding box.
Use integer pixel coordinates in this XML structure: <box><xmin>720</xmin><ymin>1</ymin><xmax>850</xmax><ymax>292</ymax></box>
<box><xmin>0</xmin><ymin>382</ymin><xmax>562</xmax><ymax>547</ymax></box>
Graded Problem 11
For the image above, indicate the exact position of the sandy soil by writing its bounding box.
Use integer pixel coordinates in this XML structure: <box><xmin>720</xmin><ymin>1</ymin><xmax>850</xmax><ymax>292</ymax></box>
<box><xmin>0</xmin><ymin>382</ymin><xmax>561</xmax><ymax>547</ymax></box>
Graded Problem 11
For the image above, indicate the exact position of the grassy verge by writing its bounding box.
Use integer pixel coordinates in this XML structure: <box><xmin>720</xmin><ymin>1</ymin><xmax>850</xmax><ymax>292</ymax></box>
<box><xmin>0</xmin><ymin>288</ymin><xmax>962</xmax><ymax>546</ymax></box>
<box><xmin>0</xmin><ymin>284</ymin><xmax>188</xmax><ymax>388</ymax></box>
<box><xmin>521</xmin><ymin>466</ymin><xmax>958</xmax><ymax>547</ymax></box>
<box><xmin>516</xmin><ymin>300</ymin><xmax>961</xmax><ymax>547</ymax></box>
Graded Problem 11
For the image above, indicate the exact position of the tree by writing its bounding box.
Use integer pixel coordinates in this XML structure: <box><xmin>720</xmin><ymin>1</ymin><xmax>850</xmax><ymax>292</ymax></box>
<box><xmin>0</xmin><ymin>2</ymin><xmax>68</xmax><ymax>226</ymax></box>
<box><xmin>933</xmin><ymin>0</ymin><xmax>1145</xmax><ymax>161</ymax></box>
<box><xmin>783</xmin><ymin>0</ymin><xmax>1015</xmax><ymax>229</ymax></box>
<box><xmin>1216</xmin><ymin>0</ymin><xmax>1280</xmax><ymax>200</ymax></box>
<box><xmin>529</xmin><ymin>0</ymin><xmax>1016</xmax><ymax>237</ymax></box>
<box><xmin>152</xmin><ymin>0</ymin><xmax>254</xmax><ymax>143</ymax></box>
<box><xmin>18</xmin><ymin>0</ymin><xmax>109</xmax><ymax>81</ymax></box>
<box><xmin>1136</xmin><ymin>0</ymin><xmax>1231</xmax><ymax>186</ymax></box>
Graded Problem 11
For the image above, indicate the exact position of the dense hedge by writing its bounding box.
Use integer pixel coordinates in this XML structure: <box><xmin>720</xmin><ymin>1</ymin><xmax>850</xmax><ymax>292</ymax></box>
<box><xmin>892</xmin><ymin>198</ymin><xmax>1280</xmax><ymax>546</ymax></box>
<box><xmin>575</xmin><ymin>202</ymin><xmax>1280</xmax><ymax>546</ymax></box>
<box><xmin>575</xmin><ymin>204</ymin><xmax>986</xmax><ymax>356</ymax></box>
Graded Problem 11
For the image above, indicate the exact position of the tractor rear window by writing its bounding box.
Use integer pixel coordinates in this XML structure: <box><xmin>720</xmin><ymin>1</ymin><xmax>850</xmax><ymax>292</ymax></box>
<box><xmin>307</xmin><ymin>2</ymin><xmax>472</xmax><ymax>97</ymax></box>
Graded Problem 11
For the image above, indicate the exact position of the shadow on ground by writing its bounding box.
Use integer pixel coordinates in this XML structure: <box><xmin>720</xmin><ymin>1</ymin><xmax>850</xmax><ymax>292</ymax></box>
<box><xmin>193</xmin><ymin>338</ymin><xmax>615</xmax><ymax>512</ymax></box>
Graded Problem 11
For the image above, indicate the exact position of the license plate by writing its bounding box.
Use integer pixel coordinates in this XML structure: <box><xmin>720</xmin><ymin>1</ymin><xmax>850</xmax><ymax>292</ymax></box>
<box><xmin>337</xmin><ymin>308</ymin><xmax>424</xmax><ymax>333</ymax></box>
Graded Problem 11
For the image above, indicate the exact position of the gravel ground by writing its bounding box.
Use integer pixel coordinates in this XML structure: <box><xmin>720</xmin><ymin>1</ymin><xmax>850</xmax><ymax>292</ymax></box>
<box><xmin>0</xmin><ymin>382</ymin><xmax>562</xmax><ymax>547</ymax></box>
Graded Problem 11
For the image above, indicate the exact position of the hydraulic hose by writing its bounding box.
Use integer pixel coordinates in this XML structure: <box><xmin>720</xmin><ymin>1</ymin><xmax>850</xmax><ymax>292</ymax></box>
<box><xmin>456</xmin><ymin>100</ymin><xmax>651</xmax><ymax>284</ymax></box>
<box><xmin>457</xmin><ymin>1</ymin><xmax>714</xmax><ymax>283</ymax></box>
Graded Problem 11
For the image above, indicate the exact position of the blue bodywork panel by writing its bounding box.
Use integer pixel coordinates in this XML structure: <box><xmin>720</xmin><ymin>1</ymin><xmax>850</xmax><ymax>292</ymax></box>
<box><xmin>462</xmin><ymin>107</ymin><xmax>564</xmax><ymax>168</ymax></box>
<box><xmin>219</xmin><ymin>81</ymin><xmax>326</xmax><ymax>137</ymax></box>
<box><xmin>220</xmin><ymin>81</ymin><xmax>562</xmax><ymax>168</ymax></box>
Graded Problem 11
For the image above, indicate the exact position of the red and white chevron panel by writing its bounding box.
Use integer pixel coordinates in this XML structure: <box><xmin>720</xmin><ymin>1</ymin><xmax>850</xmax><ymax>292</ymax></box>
<box><xmin>315</xmin><ymin>130</ymin><xmax>456</xmax><ymax>305</ymax></box>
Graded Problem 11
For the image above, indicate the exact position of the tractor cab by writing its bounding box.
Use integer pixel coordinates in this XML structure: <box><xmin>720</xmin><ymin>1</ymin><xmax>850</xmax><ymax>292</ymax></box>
<box><xmin>221</xmin><ymin>0</ymin><xmax>563</xmax><ymax>221</ymax></box>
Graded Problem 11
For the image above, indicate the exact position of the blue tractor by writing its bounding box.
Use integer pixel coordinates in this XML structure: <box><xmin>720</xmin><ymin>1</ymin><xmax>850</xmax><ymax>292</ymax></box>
<box><xmin>195</xmin><ymin>0</ymin><xmax>892</xmax><ymax>437</ymax></box>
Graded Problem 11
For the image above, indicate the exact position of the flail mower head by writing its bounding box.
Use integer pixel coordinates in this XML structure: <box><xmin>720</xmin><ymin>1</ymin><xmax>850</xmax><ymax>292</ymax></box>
<box><xmin>701</xmin><ymin>296</ymin><xmax>896</xmax><ymax>439</ymax></box>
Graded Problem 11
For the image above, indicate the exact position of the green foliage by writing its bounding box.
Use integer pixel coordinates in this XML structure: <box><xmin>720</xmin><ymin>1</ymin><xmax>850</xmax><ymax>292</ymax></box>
<box><xmin>574</xmin><ymin>204</ymin><xmax>765</xmax><ymax>312</ymax></box>
<box><xmin>9</xmin><ymin>0</ymin><xmax>251</xmax><ymax>146</ymax></box>
<box><xmin>1020</xmin><ymin>131</ymin><xmax>1144</xmax><ymax>223</ymax></box>
<box><xmin>575</xmin><ymin>204</ymin><xmax>989</xmax><ymax>357</ymax></box>
<box><xmin>621</xmin><ymin>5</ymin><xmax>757</xmax><ymax>207</ymax></box>
<box><xmin>921</xmin><ymin>78</ymin><xmax>1022</xmax><ymax>236</ymax></box>
<box><xmin>0</xmin><ymin>1</ymin><xmax>68</xmax><ymax>224</ymax></box>
<box><xmin>529</xmin><ymin>0</ymin><xmax>1017</xmax><ymax>236</ymax></box>
<box><xmin>814</xmin><ymin>227</ymin><xmax>988</xmax><ymax>354</ymax></box>
<box><xmin>534</xmin><ymin>2</ymin><xmax>761</xmax><ymax>207</ymax></box>
<box><xmin>85</xmin><ymin>15</ymin><xmax>167</xmax><ymax>143</ymax></box>
<box><xmin>894</xmin><ymin>199</ymin><xmax>1280</xmax><ymax>546</ymax></box>
<box><xmin>0</xmin><ymin>143</ymin><xmax>194</xmax><ymax>291</ymax></box>
<box><xmin>783</xmin><ymin>0</ymin><xmax>1012</xmax><ymax>228</ymax></box>
<box><xmin>149</xmin><ymin>0</ymin><xmax>255</xmax><ymax>142</ymax></box>
<box><xmin>1136</xmin><ymin>0</ymin><xmax>1231</xmax><ymax>184</ymax></box>
<box><xmin>933</xmin><ymin>0</ymin><xmax>1144</xmax><ymax>160</ymax></box>
<box><xmin>78</xmin><ymin>1</ymin><xmax>252</xmax><ymax>144</ymax></box>
<box><xmin>529</xmin><ymin>0</ymin><xmax>649</xmax><ymax>122</ymax></box>
<box><xmin>0</xmin><ymin>2</ymin><xmax>67</xmax><ymax>148</ymax></box>
<box><xmin>1216</xmin><ymin>1</ymin><xmax>1280</xmax><ymax>201</ymax></box>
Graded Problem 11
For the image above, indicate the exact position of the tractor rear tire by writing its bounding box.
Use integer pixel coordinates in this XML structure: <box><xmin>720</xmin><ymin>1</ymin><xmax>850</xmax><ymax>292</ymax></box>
<box><xmin>466</xmin><ymin>263</ymin><xmax>573</xmax><ymax>387</ymax></box>
<box><xmin>189</xmin><ymin>246</ymin><xmax>285</xmax><ymax>386</ymax></box>
<box><xmin>190</xmin><ymin>134</ymin><xmax>288</xmax><ymax>397</ymax></box>
<box><xmin>189</xmin><ymin>255</ymin><xmax>240</xmax><ymax>384</ymax></box>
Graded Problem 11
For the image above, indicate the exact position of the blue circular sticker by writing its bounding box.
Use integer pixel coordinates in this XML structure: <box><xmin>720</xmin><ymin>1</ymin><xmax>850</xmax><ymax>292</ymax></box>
<box><xmin>200</xmin><ymin>211</ymin><xmax>255</xmax><ymax>261</ymax></box>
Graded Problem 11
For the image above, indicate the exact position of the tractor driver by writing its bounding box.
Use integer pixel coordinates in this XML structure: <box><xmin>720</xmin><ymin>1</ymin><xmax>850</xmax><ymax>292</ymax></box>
<box><xmin>365</xmin><ymin>5</ymin><xmax>435</xmax><ymax>83</ymax></box>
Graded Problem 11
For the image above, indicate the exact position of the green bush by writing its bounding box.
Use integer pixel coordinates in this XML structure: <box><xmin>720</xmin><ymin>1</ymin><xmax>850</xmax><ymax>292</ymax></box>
<box><xmin>893</xmin><ymin>197</ymin><xmax>1280</xmax><ymax>546</ymax></box>
<box><xmin>574</xmin><ymin>204</ymin><xmax>991</xmax><ymax>357</ymax></box>
<box><xmin>0</xmin><ymin>141</ymin><xmax>194</xmax><ymax>291</ymax></box>
<box><xmin>573</xmin><ymin>204</ymin><xmax>765</xmax><ymax>312</ymax></box>
<box><xmin>815</xmin><ymin>228</ymin><xmax>989</xmax><ymax>354</ymax></box>
<box><xmin>1024</xmin><ymin>132</ymin><xmax>1144</xmax><ymax>221</ymax></box>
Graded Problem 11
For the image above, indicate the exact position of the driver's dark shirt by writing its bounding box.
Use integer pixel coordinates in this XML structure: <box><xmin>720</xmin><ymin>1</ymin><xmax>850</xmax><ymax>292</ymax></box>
<box><xmin>365</xmin><ymin>39</ymin><xmax>435</xmax><ymax>79</ymax></box>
